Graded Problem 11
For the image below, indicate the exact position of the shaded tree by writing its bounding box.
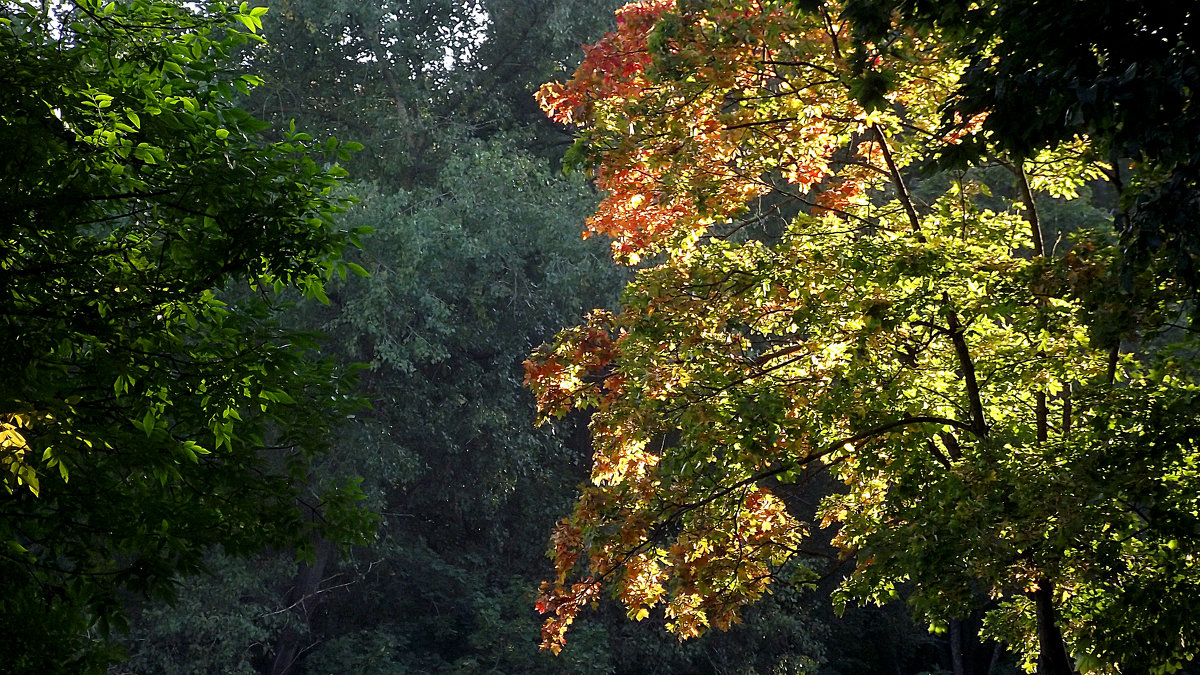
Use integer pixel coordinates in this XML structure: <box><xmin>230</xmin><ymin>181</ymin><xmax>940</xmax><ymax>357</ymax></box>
<box><xmin>0</xmin><ymin>0</ymin><xmax>372</xmax><ymax>670</ymax></box>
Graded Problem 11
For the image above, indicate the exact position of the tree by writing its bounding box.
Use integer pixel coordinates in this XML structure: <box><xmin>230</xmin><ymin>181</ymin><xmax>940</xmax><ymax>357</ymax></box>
<box><xmin>526</xmin><ymin>2</ymin><xmax>1200</xmax><ymax>673</ymax></box>
<box><xmin>244</xmin><ymin>0</ymin><xmax>630</xmax><ymax>186</ymax></box>
<box><xmin>841</xmin><ymin>0</ymin><xmax>1200</xmax><ymax>293</ymax></box>
<box><xmin>0</xmin><ymin>0</ymin><xmax>371</xmax><ymax>669</ymax></box>
<box><xmin>120</xmin><ymin>132</ymin><xmax>813</xmax><ymax>675</ymax></box>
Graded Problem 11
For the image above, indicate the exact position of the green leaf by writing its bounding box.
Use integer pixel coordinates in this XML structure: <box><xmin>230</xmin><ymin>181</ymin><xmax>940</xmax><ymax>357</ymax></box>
<box><xmin>142</xmin><ymin>409</ymin><xmax>156</xmax><ymax>437</ymax></box>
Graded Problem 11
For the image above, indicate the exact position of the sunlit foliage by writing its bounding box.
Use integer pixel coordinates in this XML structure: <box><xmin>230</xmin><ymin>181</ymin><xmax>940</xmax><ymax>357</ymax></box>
<box><xmin>527</xmin><ymin>2</ymin><xmax>1200</xmax><ymax>672</ymax></box>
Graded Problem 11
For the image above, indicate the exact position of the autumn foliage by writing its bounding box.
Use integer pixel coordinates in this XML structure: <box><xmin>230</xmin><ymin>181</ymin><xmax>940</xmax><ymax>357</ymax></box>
<box><xmin>527</xmin><ymin>0</ymin><xmax>1200</xmax><ymax>671</ymax></box>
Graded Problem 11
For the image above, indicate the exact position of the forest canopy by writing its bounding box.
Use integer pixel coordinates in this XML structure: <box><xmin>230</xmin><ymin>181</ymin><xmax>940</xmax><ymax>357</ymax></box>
<box><xmin>527</xmin><ymin>2</ymin><xmax>1200</xmax><ymax>673</ymax></box>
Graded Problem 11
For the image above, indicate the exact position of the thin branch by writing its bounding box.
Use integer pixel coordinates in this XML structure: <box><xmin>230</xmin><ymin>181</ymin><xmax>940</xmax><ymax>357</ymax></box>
<box><xmin>872</xmin><ymin>124</ymin><xmax>923</xmax><ymax>238</ymax></box>
<box><xmin>999</xmin><ymin>158</ymin><xmax>1045</xmax><ymax>256</ymax></box>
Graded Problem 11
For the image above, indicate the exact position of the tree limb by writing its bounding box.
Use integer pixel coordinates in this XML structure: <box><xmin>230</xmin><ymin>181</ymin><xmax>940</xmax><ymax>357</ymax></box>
<box><xmin>943</xmin><ymin>293</ymin><xmax>988</xmax><ymax>437</ymax></box>
<box><xmin>872</xmin><ymin>124</ymin><xmax>923</xmax><ymax>238</ymax></box>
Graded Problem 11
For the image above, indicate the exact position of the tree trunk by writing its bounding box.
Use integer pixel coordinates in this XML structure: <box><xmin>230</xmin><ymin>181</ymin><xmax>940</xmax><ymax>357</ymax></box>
<box><xmin>986</xmin><ymin>641</ymin><xmax>1002</xmax><ymax>675</ymax></box>
<box><xmin>950</xmin><ymin>618</ymin><xmax>966</xmax><ymax>675</ymax></box>
<box><xmin>268</xmin><ymin>537</ymin><xmax>333</xmax><ymax>675</ymax></box>
<box><xmin>1032</xmin><ymin>578</ymin><xmax>1075</xmax><ymax>675</ymax></box>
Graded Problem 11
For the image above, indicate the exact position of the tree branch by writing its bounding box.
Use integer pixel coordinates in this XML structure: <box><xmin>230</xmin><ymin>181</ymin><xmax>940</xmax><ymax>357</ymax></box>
<box><xmin>943</xmin><ymin>293</ymin><xmax>988</xmax><ymax>437</ymax></box>
<box><xmin>872</xmin><ymin>124</ymin><xmax>923</xmax><ymax>238</ymax></box>
<box><xmin>1000</xmin><ymin>158</ymin><xmax>1045</xmax><ymax>257</ymax></box>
